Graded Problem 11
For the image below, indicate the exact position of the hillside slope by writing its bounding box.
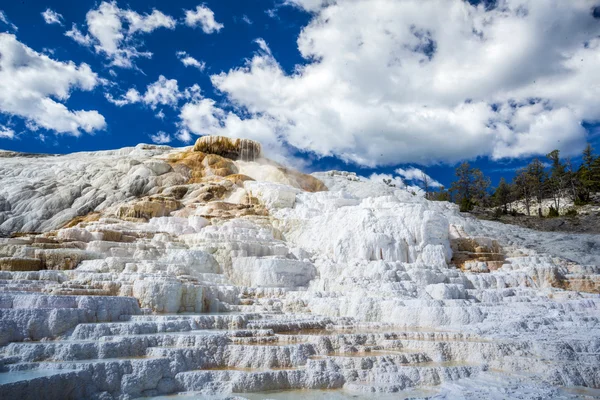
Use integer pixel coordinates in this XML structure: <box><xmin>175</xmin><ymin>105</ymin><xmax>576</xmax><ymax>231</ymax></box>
<box><xmin>0</xmin><ymin>137</ymin><xmax>598</xmax><ymax>400</ymax></box>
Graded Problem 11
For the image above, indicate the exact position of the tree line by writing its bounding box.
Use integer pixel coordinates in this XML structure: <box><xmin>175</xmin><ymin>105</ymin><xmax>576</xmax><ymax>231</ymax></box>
<box><xmin>427</xmin><ymin>144</ymin><xmax>600</xmax><ymax>216</ymax></box>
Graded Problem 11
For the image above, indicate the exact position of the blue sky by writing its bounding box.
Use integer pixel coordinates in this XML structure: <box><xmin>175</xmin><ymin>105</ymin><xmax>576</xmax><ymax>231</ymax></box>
<box><xmin>0</xmin><ymin>0</ymin><xmax>599</xmax><ymax>190</ymax></box>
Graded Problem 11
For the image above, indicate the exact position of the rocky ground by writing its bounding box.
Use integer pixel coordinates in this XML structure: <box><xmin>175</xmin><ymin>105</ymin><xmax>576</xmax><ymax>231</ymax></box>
<box><xmin>472</xmin><ymin>196</ymin><xmax>600</xmax><ymax>235</ymax></box>
<box><xmin>0</xmin><ymin>136</ymin><xmax>598</xmax><ymax>400</ymax></box>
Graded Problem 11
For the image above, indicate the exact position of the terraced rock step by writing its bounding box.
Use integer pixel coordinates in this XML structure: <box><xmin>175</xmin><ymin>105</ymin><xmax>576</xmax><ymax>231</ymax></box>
<box><xmin>0</xmin><ymin>142</ymin><xmax>599</xmax><ymax>399</ymax></box>
<box><xmin>2</xmin><ymin>305</ymin><xmax>596</xmax><ymax>399</ymax></box>
<box><xmin>0</xmin><ymin>312</ymin><xmax>487</xmax><ymax>398</ymax></box>
<box><xmin>141</xmin><ymin>388</ymin><xmax>441</xmax><ymax>400</ymax></box>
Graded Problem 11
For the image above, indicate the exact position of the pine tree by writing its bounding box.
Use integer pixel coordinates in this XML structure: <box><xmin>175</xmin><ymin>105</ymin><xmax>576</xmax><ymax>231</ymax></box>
<box><xmin>579</xmin><ymin>144</ymin><xmax>597</xmax><ymax>201</ymax></box>
<box><xmin>450</xmin><ymin>162</ymin><xmax>490</xmax><ymax>212</ymax></box>
<box><xmin>583</xmin><ymin>144</ymin><xmax>594</xmax><ymax>170</ymax></box>
<box><xmin>592</xmin><ymin>156</ymin><xmax>600</xmax><ymax>192</ymax></box>
<box><xmin>494</xmin><ymin>177</ymin><xmax>512</xmax><ymax>213</ymax></box>
<box><xmin>527</xmin><ymin>158</ymin><xmax>547</xmax><ymax>217</ymax></box>
<box><xmin>564</xmin><ymin>157</ymin><xmax>579</xmax><ymax>204</ymax></box>
<box><xmin>513</xmin><ymin>168</ymin><xmax>533</xmax><ymax>216</ymax></box>
<box><xmin>546</xmin><ymin>150</ymin><xmax>566</xmax><ymax>213</ymax></box>
<box><xmin>431</xmin><ymin>186</ymin><xmax>451</xmax><ymax>202</ymax></box>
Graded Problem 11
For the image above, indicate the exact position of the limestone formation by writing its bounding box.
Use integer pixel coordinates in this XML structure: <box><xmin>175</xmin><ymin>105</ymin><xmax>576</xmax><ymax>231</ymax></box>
<box><xmin>193</xmin><ymin>135</ymin><xmax>262</xmax><ymax>161</ymax></box>
<box><xmin>0</xmin><ymin>257</ymin><xmax>42</xmax><ymax>272</ymax></box>
<box><xmin>0</xmin><ymin>142</ymin><xmax>598</xmax><ymax>400</ymax></box>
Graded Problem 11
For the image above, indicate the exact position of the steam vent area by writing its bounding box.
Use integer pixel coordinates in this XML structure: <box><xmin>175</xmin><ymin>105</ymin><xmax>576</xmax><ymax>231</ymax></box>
<box><xmin>0</xmin><ymin>135</ymin><xmax>598</xmax><ymax>400</ymax></box>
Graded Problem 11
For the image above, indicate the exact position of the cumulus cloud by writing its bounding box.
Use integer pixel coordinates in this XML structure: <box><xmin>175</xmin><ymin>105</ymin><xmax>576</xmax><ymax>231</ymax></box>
<box><xmin>177</xmin><ymin>0</ymin><xmax>600</xmax><ymax>167</ymax></box>
<box><xmin>106</xmin><ymin>75</ymin><xmax>182</xmax><ymax>109</ymax></box>
<box><xmin>142</xmin><ymin>76</ymin><xmax>181</xmax><ymax>109</ymax></box>
<box><xmin>395</xmin><ymin>167</ymin><xmax>442</xmax><ymax>188</ymax></box>
<box><xmin>184</xmin><ymin>5</ymin><xmax>224</xmax><ymax>33</ymax></box>
<box><xmin>178</xmin><ymin>96</ymin><xmax>295</xmax><ymax>165</ymax></box>
<box><xmin>66</xmin><ymin>1</ymin><xmax>175</xmax><ymax>68</ymax></box>
<box><xmin>42</xmin><ymin>9</ymin><xmax>63</xmax><ymax>25</ymax></box>
<box><xmin>149</xmin><ymin>131</ymin><xmax>172</xmax><ymax>144</ymax></box>
<box><xmin>122</xmin><ymin>8</ymin><xmax>176</xmax><ymax>33</ymax></box>
<box><xmin>176</xmin><ymin>51</ymin><xmax>206</xmax><ymax>71</ymax></box>
<box><xmin>0</xmin><ymin>33</ymin><xmax>105</xmax><ymax>136</ymax></box>
<box><xmin>176</xmin><ymin>129</ymin><xmax>193</xmax><ymax>143</ymax></box>
<box><xmin>0</xmin><ymin>124</ymin><xmax>15</xmax><ymax>139</ymax></box>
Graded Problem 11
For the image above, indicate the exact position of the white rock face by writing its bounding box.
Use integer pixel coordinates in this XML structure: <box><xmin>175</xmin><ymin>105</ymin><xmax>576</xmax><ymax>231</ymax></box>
<box><xmin>0</xmin><ymin>147</ymin><xmax>598</xmax><ymax>400</ymax></box>
<box><xmin>231</xmin><ymin>257</ymin><xmax>316</xmax><ymax>288</ymax></box>
<box><xmin>244</xmin><ymin>181</ymin><xmax>299</xmax><ymax>209</ymax></box>
<box><xmin>0</xmin><ymin>145</ymin><xmax>180</xmax><ymax>234</ymax></box>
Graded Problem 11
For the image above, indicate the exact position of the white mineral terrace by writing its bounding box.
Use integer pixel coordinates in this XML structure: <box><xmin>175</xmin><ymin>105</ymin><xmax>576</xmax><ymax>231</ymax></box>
<box><xmin>0</xmin><ymin>138</ymin><xmax>598</xmax><ymax>400</ymax></box>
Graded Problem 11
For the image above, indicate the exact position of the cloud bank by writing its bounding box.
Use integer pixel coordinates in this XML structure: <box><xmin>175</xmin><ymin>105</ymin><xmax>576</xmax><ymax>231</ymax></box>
<box><xmin>0</xmin><ymin>33</ymin><xmax>105</xmax><ymax>136</ymax></box>
<box><xmin>178</xmin><ymin>0</ymin><xmax>600</xmax><ymax>167</ymax></box>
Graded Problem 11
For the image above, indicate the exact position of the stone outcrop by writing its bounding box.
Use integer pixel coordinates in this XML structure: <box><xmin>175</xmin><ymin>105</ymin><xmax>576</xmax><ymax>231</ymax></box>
<box><xmin>193</xmin><ymin>136</ymin><xmax>262</xmax><ymax>161</ymax></box>
<box><xmin>450</xmin><ymin>237</ymin><xmax>505</xmax><ymax>272</ymax></box>
<box><xmin>0</xmin><ymin>257</ymin><xmax>42</xmax><ymax>271</ymax></box>
<box><xmin>116</xmin><ymin>196</ymin><xmax>182</xmax><ymax>221</ymax></box>
<box><xmin>0</xmin><ymin>142</ymin><xmax>598</xmax><ymax>400</ymax></box>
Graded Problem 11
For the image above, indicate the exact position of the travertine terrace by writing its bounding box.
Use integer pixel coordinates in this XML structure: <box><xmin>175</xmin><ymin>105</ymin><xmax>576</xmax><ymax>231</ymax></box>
<box><xmin>0</xmin><ymin>136</ymin><xmax>598</xmax><ymax>400</ymax></box>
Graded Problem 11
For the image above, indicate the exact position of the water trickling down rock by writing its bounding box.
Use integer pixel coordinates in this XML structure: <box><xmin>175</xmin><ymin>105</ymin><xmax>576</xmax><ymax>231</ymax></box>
<box><xmin>193</xmin><ymin>136</ymin><xmax>262</xmax><ymax>162</ymax></box>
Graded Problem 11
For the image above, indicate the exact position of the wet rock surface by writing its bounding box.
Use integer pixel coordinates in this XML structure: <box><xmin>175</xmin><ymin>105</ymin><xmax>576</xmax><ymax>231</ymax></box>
<box><xmin>0</xmin><ymin>140</ymin><xmax>598</xmax><ymax>400</ymax></box>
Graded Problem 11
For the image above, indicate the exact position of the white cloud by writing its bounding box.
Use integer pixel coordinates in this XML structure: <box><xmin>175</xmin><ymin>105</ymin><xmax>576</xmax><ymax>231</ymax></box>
<box><xmin>283</xmin><ymin>0</ymin><xmax>332</xmax><ymax>12</ymax></box>
<box><xmin>183</xmin><ymin>84</ymin><xmax>203</xmax><ymax>101</ymax></box>
<box><xmin>42</xmin><ymin>9</ymin><xmax>64</xmax><ymax>25</ymax></box>
<box><xmin>143</xmin><ymin>76</ymin><xmax>181</xmax><ymax>109</ymax></box>
<box><xmin>367</xmin><ymin>173</ymin><xmax>405</xmax><ymax>189</ymax></box>
<box><xmin>176</xmin><ymin>51</ymin><xmax>206</xmax><ymax>71</ymax></box>
<box><xmin>66</xmin><ymin>2</ymin><xmax>175</xmax><ymax>68</ymax></box>
<box><xmin>122</xmin><ymin>9</ymin><xmax>176</xmax><ymax>33</ymax></box>
<box><xmin>0</xmin><ymin>10</ymin><xmax>18</xmax><ymax>31</ymax></box>
<box><xmin>241</xmin><ymin>15</ymin><xmax>253</xmax><ymax>25</ymax></box>
<box><xmin>105</xmin><ymin>88</ymin><xmax>141</xmax><ymax>106</ymax></box>
<box><xmin>366</xmin><ymin>173</ymin><xmax>427</xmax><ymax>196</ymax></box>
<box><xmin>0</xmin><ymin>33</ymin><xmax>105</xmax><ymax>136</ymax></box>
<box><xmin>176</xmin><ymin>129</ymin><xmax>193</xmax><ymax>143</ymax></box>
<box><xmin>395</xmin><ymin>167</ymin><xmax>442</xmax><ymax>188</ymax></box>
<box><xmin>178</xmin><ymin>96</ymin><xmax>297</xmax><ymax>166</ymax></box>
<box><xmin>265</xmin><ymin>9</ymin><xmax>278</xmax><ymax>19</ymax></box>
<box><xmin>149</xmin><ymin>131</ymin><xmax>172</xmax><ymax>144</ymax></box>
<box><xmin>106</xmin><ymin>75</ymin><xmax>181</xmax><ymax>109</ymax></box>
<box><xmin>65</xmin><ymin>24</ymin><xmax>93</xmax><ymax>46</ymax></box>
<box><xmin>184</xmin><ymin>5</ymin><xmax>224</xmax><ymax>34</ymax></box>
<box><xmin>179</xmin><ymin>98</ymin><xmax>224</xmax><ymax>134</ymax></box>
<box><xmin>183</xmin><ymin>0</ymin><xmax>600</xmax><ymax>167</ymax></box>
<box><xmin>0</xmin><ymin>124</ymin><xmax>15</xmax><ymax>139</ymax></box>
